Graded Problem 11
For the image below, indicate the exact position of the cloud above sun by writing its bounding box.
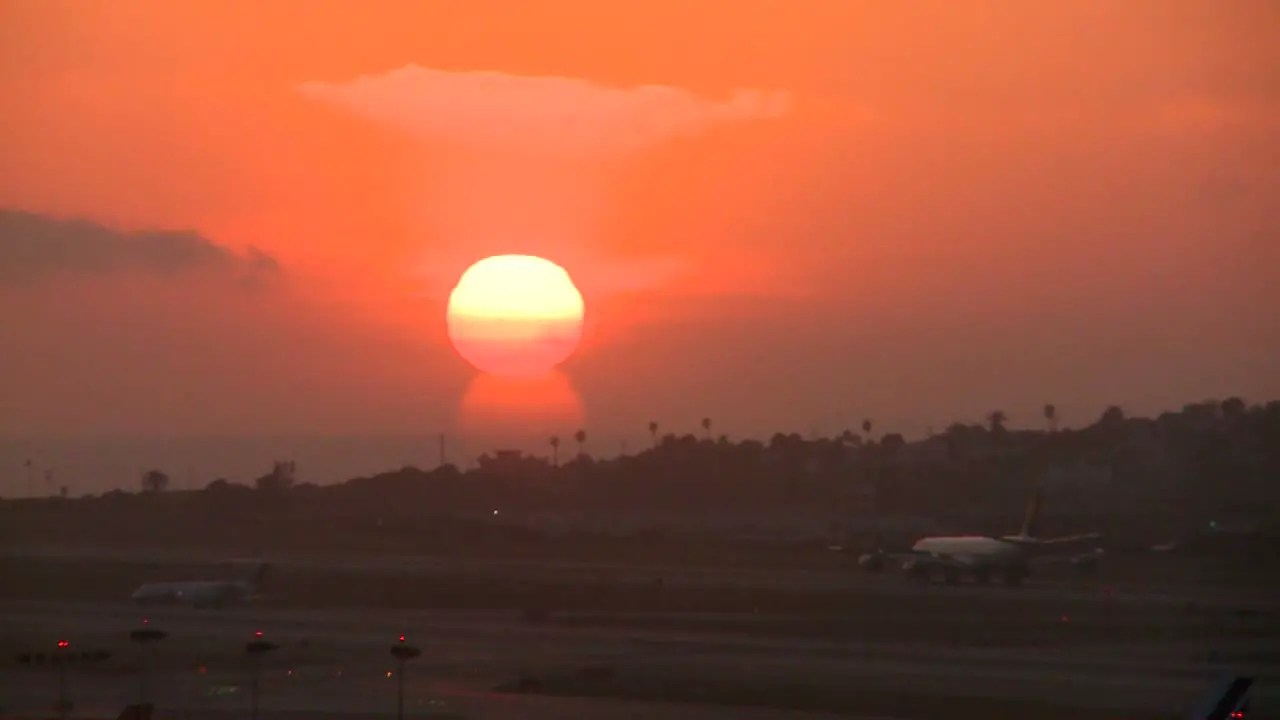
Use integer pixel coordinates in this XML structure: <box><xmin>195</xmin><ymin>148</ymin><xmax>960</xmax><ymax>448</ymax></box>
<box><xmin>295</xmin><ymin>66</ymin><xmax>793</xmax><ymax>306</ymax></box>
<box><xmin>296</xmin><ymin>65</ymin><xmax>790</xmax><ymax>157</ymax></box>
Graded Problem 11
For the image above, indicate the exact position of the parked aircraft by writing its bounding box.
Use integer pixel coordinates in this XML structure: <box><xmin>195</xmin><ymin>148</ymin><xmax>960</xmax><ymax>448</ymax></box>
<box><xmin>130</xmin><ymin>560</ymin><xmax>268</xmax><ymax>609</ymax></box>
<box><xmin>857</xmin><ymin>487</ymin><xmax>1102</xmax><ymax>585</ymax></box>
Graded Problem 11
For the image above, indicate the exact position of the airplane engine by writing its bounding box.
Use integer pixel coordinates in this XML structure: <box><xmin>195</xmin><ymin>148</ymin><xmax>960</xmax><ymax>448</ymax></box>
<box><xmin>1071</xmin><ymin>554</ymin><xmax>1100</xmax><ymax>574</ymax></box>
<box><xmin>902</xmin><ymin>558</ymin><xmax>930</xmax><ymax>580</ymax></box>
<box><xmin>857</xmin><ymin>551</ymin><xmax>887</xmax><ymax>573</ymax></box>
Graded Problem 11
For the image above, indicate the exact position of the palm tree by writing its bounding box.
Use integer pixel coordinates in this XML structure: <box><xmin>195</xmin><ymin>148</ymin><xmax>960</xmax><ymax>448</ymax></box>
<box><xmin>549</xmin><ymin>435</ymin><xmax>560</xmax><ymax>467</ymax></box>
<box><xmin>140</xmin><ymin>469</ymin><xmax>170</xmax><ymax>493</ymax></box>
<box><xmin>987</xmin><ymin>410</ymin><xmax>1008</xmax><ymax>434</ymax></box>
<box><xmin>1043</xmin><ymin>403</ymin><xmax>1057</xmax><ymax>432</ymax></box>
<box><xmin>701</xmin><ymin>417</ymin><xmax>712</xmax><ymax>440</ymax></box>
<box><xmin>648</xmin><ymin>421</ymin><xmax>659</xmax><ymax>448</ymax></box>
<box><xmin>861</xmin><ymin>419</ymin><xmax>873</xmax><ymax>442</ymax></box>
<box><xmin>574</xmin><ymin>429</ymin><xmax>587</xmax><ymax>458</ymax></box>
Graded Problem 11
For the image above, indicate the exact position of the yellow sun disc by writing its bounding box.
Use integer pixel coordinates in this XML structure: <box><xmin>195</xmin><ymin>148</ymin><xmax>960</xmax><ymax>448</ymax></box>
<box><xmin>446</xmin><ymin>255</ymin><xmax>585</xmax><ymax>377</ymax></box>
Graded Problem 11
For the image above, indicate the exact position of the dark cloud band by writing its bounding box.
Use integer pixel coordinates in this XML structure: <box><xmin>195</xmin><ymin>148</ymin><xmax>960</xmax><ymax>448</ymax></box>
<box><xmin>0</xmin><ymin>210</ymin><xmax>281</xmax><ymax>286</ymax></box>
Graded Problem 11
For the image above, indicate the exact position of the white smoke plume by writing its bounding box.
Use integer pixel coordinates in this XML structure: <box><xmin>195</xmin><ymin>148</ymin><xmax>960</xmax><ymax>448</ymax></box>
<box><xmin>297</xmin><ymin>65</ymin><xmax>790</xmax><ymax>157</ymax></box>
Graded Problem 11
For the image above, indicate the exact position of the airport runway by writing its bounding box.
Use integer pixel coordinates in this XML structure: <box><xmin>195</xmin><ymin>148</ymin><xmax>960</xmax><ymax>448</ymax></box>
<box><xmin>4</xmin><ymin>599</ymin><xmax>1275</xmax><ymax>719</ymax></box>
<box><xmin>4</xmin><ymin>546</ymin><xmax>1277</xmax><ymax>718</ymax></box>
<box><xmin>6</xmin><ymin>544</ymin><xmax>1275</xmax><ymax>609</ymax></box>
<box><xmin>0</xmin><ymin>600</ymin><xmax>894</xmax><ymax>720</ymax></box>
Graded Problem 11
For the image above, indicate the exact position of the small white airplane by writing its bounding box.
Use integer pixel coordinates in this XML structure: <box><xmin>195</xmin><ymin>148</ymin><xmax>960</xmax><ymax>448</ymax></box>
<box><xmin>857</xmin><ymin>487</ymin><xmax>1102</xmax><ymax>586</ymax></box>
<box><xmin>130</xmin><ymin>560</ymin><xmax>269</xmax><ymax>609</ymax></box>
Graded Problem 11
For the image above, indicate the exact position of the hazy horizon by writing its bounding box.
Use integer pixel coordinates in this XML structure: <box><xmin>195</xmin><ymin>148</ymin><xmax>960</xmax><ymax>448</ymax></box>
<box><xmin>1</xmin><ymin>392</ymin><xmax>1263</xmax><ymax>498</ymax></box>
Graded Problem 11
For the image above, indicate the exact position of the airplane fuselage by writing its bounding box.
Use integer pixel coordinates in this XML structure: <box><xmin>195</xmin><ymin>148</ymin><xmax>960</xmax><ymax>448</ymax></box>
<box><xmin>910</xmin><ymin>535</ymin><xmax>1030</xmax><ymax>564</ymax></box>
<box><xmin>904</xmin><ymin>535</ymin><xmax>1034</xmax><ymax>584</ymax></box>
<box><xmin>131</xmin><ymin>580</ymin><xmax>252</xmax><ymax>608</ymax></box>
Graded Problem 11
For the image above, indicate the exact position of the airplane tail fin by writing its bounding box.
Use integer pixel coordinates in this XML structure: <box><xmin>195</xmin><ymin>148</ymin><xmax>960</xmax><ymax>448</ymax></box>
<box><xmin>250</xmin><ymin>561</ymin><xmax>269</xmax><ymax>588</ymax></box>
<box><xmin>235</xmin><ymin>560</ymin><xmax>269</xmax><ymax>590</ymax></box>
<box><xmin>1189</xmin><ymin>673</ymin><xmax>1252</xmax><ymax>719</ymax></box>
<box><xmin>1018</xmin><ymin>486</ymin><xmax>1043</xmax><ymax>539</ymax></box>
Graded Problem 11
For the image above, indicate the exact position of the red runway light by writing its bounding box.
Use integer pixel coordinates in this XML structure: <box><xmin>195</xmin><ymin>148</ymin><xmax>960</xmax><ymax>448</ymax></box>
<box><xmin>56</xmin><ymin>640</ymin><xmax>69</xmax><ymax>648</ymax></box>
<box><xmin>399</xmin><ymin>634</ymin><xmax>405</xmax><ymax>643</ymax></box>
<box><xmin>255</xmin><ymin>630</ymin><xmax>263</xmax><ymax>637</ymax></box>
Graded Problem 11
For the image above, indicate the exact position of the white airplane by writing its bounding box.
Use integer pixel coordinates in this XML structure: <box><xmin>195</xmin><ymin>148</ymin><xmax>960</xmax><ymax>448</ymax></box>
<box><xmin>857</xmin><ymin>487</ymin><xmax>1102</xmax><ymax>585</ymax></box>
<box><xmin>130</xmin><ymin>560</ymin><xmax>269</xmax><ymax>609</ymax></box>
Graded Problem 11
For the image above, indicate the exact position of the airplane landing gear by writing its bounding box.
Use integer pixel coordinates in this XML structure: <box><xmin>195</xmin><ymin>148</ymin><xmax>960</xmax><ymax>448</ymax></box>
<box><xmin>904</xmin><ymin>560</ymin><xmax>930</xmax><ymax>582</ymax></box>
<box><xmin>1002</xmin><ymin>568</ymin><xmax>1027</xmax><ymax>586</ymax></box>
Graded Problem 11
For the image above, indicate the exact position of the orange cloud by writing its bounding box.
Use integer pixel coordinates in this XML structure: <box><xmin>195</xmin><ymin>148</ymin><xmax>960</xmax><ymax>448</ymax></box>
<box><xmin>297</xmin><ymin>65</ymin><xmax>793</xmax><ymax>323</ymax></box>
<box><xmin>296</xmin><ymin>65</ymin><xmax>789</xmax><ymax>157</ymax></box>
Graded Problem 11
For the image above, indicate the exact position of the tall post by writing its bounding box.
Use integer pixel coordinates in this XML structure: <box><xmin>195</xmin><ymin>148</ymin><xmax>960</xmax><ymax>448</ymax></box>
<box><xmin>245</xmin><ymin>633</ymin><xmax>278</xmax><ymax>720</ymax></box>
<box><xmin>438</xmin><ymin>433</ymin><xmax>446</xmax><ymax>467</ymax></box>
<box><xmin>250</xmin><ymin>656</ymin><xmax>260</xmax><ymax>720</ymax></box>
<box><xmin>139</xmin><ymin>644</ymin><xmax>148</xmax><ymax>704</ymax></box>
<box><xmin>129</xmin><ymin>625</ymin><xmax>167</xmax><ymax>707</ymax></box>
<box><xmin>55</xmin><ymin>653</ymin><xmax>69</xmax><ymax>712</ymax></box>
<box><xmin>390</xmin><ymin>635</ymin><xmax>421</xmax><ymax>720</ymax></box>
<box><xmin>396</xmin><ymin>657</ymin><xmax>405</xmax><ymax>720</ymax></box>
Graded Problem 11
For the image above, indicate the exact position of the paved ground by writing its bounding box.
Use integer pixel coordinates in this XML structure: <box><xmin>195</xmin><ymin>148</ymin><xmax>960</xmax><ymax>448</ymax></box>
<box><xmin>2</xmin><ymin>549</ymin><xmax>1277</xmax><ymax>719</ymax></box>
<box><xmin>6</xmin><ymin>544</ymin><xmax>1276</xmax><ymax>616</ymax></box>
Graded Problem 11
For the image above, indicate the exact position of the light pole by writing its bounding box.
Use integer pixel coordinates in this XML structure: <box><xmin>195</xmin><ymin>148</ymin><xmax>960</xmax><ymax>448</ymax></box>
<box><xmin>389</xmin><ymin>634</ymin><xmax>422</xmax><ymax>720</ymax></box>
<box><xmin>53</xmin><ymin>640</ymin><xmax>71</xmax><ymax>720</ymax></box>
<box><xmin>128</xmin><ymin>623</ymin><xmax>167</xmax><ymax>707</ymax></box>
<box><xmin>15</xmin><ymin>644</ymin><xmax>110</xmax><ymax>719</ymax></box>
<box><xmin>245</xmin><ymin>632</ymin><xmax>278</xmax><ymax>720</ymax></box>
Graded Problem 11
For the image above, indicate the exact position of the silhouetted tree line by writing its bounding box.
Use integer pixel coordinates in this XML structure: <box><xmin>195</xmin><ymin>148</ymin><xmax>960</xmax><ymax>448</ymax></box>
<box><xmin>7</xmin><ymin>398</ymin><xmax>1280</xmax><ymax>549</ymax></box>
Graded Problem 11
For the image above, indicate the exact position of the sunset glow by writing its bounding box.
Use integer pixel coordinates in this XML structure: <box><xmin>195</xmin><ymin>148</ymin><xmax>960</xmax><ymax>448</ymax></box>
<box><xmin>1</xmin><ymin>2</ymin><xmax>1276</xmax><ymax>445</ymax></box>
<box><xmin>458</xmin><ymin>371</ymin><xmax>585</xmax><ymax>441</ymax></box>
<box><xmin>446</xmin><ymin>255</ymin><xmax>585</xmax><ymax>377</ymax></box>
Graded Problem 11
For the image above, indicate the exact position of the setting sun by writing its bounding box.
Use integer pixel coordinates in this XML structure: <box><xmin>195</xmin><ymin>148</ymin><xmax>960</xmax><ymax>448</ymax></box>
<box><xmin>446</xmin><ymin>255</ymin><xmax>585</xmax><ymax>377</ymax></box>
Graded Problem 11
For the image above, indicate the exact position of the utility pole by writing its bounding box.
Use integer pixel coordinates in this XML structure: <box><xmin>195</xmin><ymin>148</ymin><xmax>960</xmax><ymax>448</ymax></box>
<box><xmin>438</xmin><ymin>433</ymin><xmax>447</xmax><ymax>467</ymax></box>
<box><xmin>129</xmin><ymin>622</ymin><xmax>167</xmax><ymax>706</ymax></box>
<box><xmin>390</xmin><ymin>634</ymin><xmax>422</xmax><ymax>720</ymax></box>
<box><xmin>54</xmin><ymin>640</ymin><xmax>71</xmax><ymax>719</ymax></box>
<box><xmin>245</xmin><ymin>631</ymin><xmax>279</xmax><ymax>720</ymax></box>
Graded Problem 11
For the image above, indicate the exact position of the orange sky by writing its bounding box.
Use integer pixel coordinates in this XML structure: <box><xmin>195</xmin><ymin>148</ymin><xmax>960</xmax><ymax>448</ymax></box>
<box><xmin>1</xmin><ymin>0</ymin><xmax>1277</xmax><ymax>442</ymax></box>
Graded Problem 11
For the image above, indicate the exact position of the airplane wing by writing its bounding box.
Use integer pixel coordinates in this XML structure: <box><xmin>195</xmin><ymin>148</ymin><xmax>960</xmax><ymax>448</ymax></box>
<box><xmin>927</xmin><ymin>553</ymin><xmax>982</xmax><ymax>567</ymax></box>
<box><xmin>887</xmin><ymin>552</ymin><xmax>981</xmax><ymax>568</ymax></box>
<box><xmin>1036</xmin><ymin>532</ymin><xmax>1103</xmax><ymax>545</ymax></box>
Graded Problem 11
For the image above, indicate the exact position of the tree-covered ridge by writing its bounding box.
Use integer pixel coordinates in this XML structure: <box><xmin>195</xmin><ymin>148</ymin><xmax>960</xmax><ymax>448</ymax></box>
<box><xmin>12</xmin><ymin>399</ymin><xmax>1275</xmax><ymax>540</ymax></box>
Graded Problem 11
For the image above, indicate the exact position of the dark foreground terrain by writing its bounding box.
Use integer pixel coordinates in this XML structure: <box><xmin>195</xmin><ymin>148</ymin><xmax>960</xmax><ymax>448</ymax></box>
<box><xmin>2</xmin><ymin>549</ymin><xmax>1277</xmax><ymax>719</ymax></box>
